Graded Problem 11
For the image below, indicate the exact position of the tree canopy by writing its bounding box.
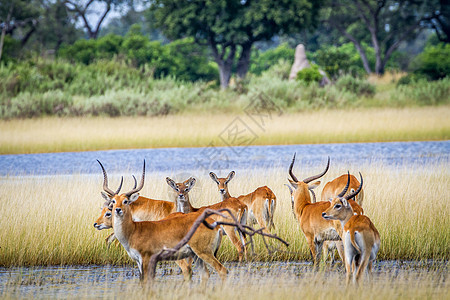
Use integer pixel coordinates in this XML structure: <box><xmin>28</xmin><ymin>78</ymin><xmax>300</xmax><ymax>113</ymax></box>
<box><xmin>151</xmin><ymin>0</ymin><xmax>322</xmax><ymax>88</ymax></box>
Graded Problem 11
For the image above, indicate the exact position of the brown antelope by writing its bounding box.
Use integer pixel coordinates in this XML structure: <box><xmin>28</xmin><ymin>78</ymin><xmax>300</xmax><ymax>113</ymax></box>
<box><xmin>94</xmin><ymin>161</ymin><xmax>178</xmax><ymax>242</ymax></box>
<box><xmin>166</xmin><ymin>176</ymin><xmax>197</xmax><ymax>214</ymax></box>
<box><xmin>166</xmin><ymin>176</ymin><xmax>248</xmax><ymax>261</ymax></box>
<box><xmin>320</xmin><ymin>173</ymin><xmax>365</xmax><ymax>263</ymax></box>
<box><xmin>95</xmin><ymin>161</ymin><xmax>194</xmax><ymax>280</ymax></box>
<box><xmin>287</xmin><ymin>154</ymin><xmax>348</xmax><ymax>265</ymax></box>
<box><xmin>322</xmin><ymin>174</ymin><xmax>380</xmax><ymax>285</ymax></box>
<box><xmin>105</xmin><ymin>165</ymin><xmax>227</xmax><ymax>283</ymax></box>
<box><xmin>209</xmin><ymin>171</ymin><xmax>277</xmax><ymax>233</ymax></box>
<box><xmin>321</xmin><ymin>173</ymin><xmax>364</xmax><ymax>205</ymax></box>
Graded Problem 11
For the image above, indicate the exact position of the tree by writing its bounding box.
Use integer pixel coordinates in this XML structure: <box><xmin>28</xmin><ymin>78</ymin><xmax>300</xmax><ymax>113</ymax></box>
<box><xmin>325</xmin><ymin>0</ymin><xmax>437</xmax><ymax>75</ymax></box>
<box><xmin>33</xmin><ymin>0</ymin><xmax>81</xmax><ymax>52</ymax></box>
<box><xmin>64</xmin><ymin>0</ymin><xmax>130</xmax><ymax>39</ymax></box>
<box><xmin>0</xmin><ymin>0</ymin><xmax>41</xmax><ymax>61</ymax></box>
<box><xmin>422</xmin><ymin>0</ymin><xmax>450</xmax><ymax>43</ymax></box>
<box><xmin>152</xmin><ymin>0</ymin><xmax>322</xmax><ymax>89</ymax></box>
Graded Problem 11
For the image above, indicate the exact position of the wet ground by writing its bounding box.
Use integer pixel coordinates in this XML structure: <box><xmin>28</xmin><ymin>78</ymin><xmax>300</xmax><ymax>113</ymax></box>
<box><xmin>0</xmin><ymin>260</ymin><xmax>447</xmax><ymax>298</ymax></box>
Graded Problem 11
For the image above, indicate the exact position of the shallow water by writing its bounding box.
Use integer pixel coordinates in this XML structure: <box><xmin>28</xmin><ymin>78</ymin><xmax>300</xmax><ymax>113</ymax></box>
<box><xmin>0</xmin><ymin>261</ymin><xmax>447</xmax><ymax>299</ymax></box>
<box><xmin>0</xmin><ymin>141</ymin><xmax>449</xmax><ymax>176</ymax></box>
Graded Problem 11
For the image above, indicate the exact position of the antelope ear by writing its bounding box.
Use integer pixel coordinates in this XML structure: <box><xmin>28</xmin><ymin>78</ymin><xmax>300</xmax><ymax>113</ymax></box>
<box><xmin>209</xmin><ymin>172</ymin><xmax>219</xmax><ymax>184</ymax></box>
<box><xmin>186</xmin><ymin>177</ymin><xmax>196</xmax><ymax>191</ymax></box>
<box><xmin>342</xmin><ymin>198</ymin><xmax>350</xmax><ymax>208</ymax></box>
<box><xmin>288</xmin><ymin>178</ymin><xmax>298</xmax><ymax>189</ymax></box>
<box><xmin>129</xmin><ymin>193</ymin><xmax>140</xmax><ymax>203</ymax></box>
<box><xmin>166</xmin><ymin>177</ymin><xmax>178</xmax><ymax>191</ymax></box>
<box><xmin>226</xmin><ymin>171</ymin><xmax>235</xmax><ymax>183</ymax></box>
<box><xmin>101</xmin><ymin>192</ymin><xmax>112</xmax><ymax>201</ymax></box>
<box><xmin>308</xmin><ymin>181</ymin><xmax>321</xmax><ymax>190</ymax></box>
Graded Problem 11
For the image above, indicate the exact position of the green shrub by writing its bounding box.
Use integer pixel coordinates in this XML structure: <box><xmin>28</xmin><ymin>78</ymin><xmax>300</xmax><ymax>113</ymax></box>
<box><xmin>0</xmin><ymin>36</ymin><xmax>20</xmax><ymax>63</ymax></box>
<box><xmin>250</xmin><ymin>43</ymin><xmax>294</xmax><ymax>75</ymax></box>
<box><xmin>296</xmin><ymin>64</ymin><xmax>323</xmax><ymax>84</ymax></box>
<box><xmin>58</xmin><ymin>39</ymin><xmax>98</xmax><ymax>64</ymax></box>
<box><xmin>396</xmin><ymin>77</ymin><xmax>450</xmax><ymax>105</ymax></box>
<box><xmin>314</xmin><ymin>46</ymin><xmax>351</xmax><ymax>80</ymax></box>
<box><xmin>335</xmin><ymin>75</ymin><xmax>376</xmax><ymax>97</ymax></box>
<box><xmin>410</xmin><ymin>44</ymin><xmax>450</xmax><ymax>80</ymax></box>
<box><xmin>166</xmin><ymin>38</ymin><xmax>218</xmax><ymax>82</ymax></box>
<box><xmin>0</xmin><ymin>91</ymin><xmax>72</xmax><ymax>118</ymax></box>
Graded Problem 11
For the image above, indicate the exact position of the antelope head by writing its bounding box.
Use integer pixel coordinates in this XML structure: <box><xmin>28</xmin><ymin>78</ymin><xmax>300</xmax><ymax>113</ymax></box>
<box><xmin>166</xmin><ymin>176</ymin><xmax>196</xmax><ymax>203</ymax></box>
<box><xmin>209</xmin><ymin>171</ymin><xmax>235</xmax><ymax>198</ymax></box>
<box><xmin>287</xmin><ymin>153</ymin><xmax>330</xmax><ymax>202</ymax></box>
<box><xmin>98</xmin><ymin>160</ymin><xmax>146</xmax><ymax>219</ymax></box>
<box><xmin>322</xmin><ymin>172</ymin><xmax>363</xmax><ymax>221</ymax></box>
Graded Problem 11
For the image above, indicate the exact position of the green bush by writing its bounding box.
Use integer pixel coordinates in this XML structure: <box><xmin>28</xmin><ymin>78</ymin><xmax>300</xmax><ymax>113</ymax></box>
<box><xmin>250</xmin><ymin>43</ymin><xmax>294</xmax><ymax>75</ymax></box>
<box><xmin>335</xmin><ymin>75</ymin><xmax>376</xmax><ymax>97</ymax></box>
<box><xmin>410</xmin><ymin>44</ymin><xmax>450</xmax><ymax>80</ymax></box>
<box><xmin>296</xmin><ymin>64</ymin><xmax>323</xmax><ymax>84</ymax></box>
<box><xmin>166</xmin><ymin>38</ymin><xmax>218</xmax><ymax>82</ymax></box>
<box><xmin>396</xmin><ymin>77</ymin><xmax>450</xmax><ymax>105</ymax></box>
<box><xmin>314</xmin><ymin>46</ymin><xmax>351</xmax><ymax>80</ymax></box>
<box><xmin>0</xmin><ymin>36</ymin><xmax>20</xmax><ymax>63</ymax></box>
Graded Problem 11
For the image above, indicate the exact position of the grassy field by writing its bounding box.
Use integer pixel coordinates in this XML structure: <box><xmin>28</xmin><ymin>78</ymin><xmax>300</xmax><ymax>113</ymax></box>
<box><xmin>0</xmin><ymin>161</ymin><xmax>448</xmax><ymax>267</ymax></box>
<box><xmin>0</xmin><ymin>106</ymin><xmax>449</xmax><ymax>154</ymax></box>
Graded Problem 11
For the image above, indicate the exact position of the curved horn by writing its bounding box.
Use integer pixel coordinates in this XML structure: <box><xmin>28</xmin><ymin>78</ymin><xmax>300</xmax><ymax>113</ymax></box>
<box><xmin>97</xmin><ymin>160</ymin><xmax>116</xmax><ymax>197</ymax></box>
<box><xmin>345</xmin><ymin>172</ymin><xmax>363</xmax><ymax>200</ymax></box>
<box><xmin>288</xmin><ymin>153</ymin><xmax>299</xmax><ymax>182</ymax></box>
<box><xmin>125</xmin><ymin>160</ymin><xmax>146</xmax><ymax>198</ymax></box>
<box><xmin>115</xmin><ymin>176</ymin><xmax>123</xmax><ymax>195</ymax></box>
<box><xmin>284</xmin><ymin>183</ymin><xmax>294</xmax><ymax>195</ymax></box>
<box><xmin>131</xmin><ymin>175</ymin><xmax>137</xmax><ymax>189</ymax></box>
<box><xmin>337</xmin><ymin>171</ymin><xmax>351</xmax><ymax>198</ymax></box>
<box><xmin>302</xmin><ymin>157</ymin><xmax>330</xmax><ymax>184</ymax></box>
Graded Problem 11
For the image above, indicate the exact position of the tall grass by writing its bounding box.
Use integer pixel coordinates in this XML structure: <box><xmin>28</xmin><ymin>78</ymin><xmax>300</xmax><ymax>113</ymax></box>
<box><xmin>0</xmin><ymin>106</ymin><xmax>448</xmax><ymax>154</ymax></box>
<box><xmin>0</xmin><ymin>161</ymin><xmax>448</xmax><ymax>267</ymax></box>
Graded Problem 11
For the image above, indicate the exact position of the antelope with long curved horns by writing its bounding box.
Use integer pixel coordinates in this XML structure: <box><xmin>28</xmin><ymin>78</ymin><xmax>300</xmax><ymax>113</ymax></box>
<box><xmin>322</xmin><ymin>173</ymin><xmax>380</xmax><ymax>285</ymax></box>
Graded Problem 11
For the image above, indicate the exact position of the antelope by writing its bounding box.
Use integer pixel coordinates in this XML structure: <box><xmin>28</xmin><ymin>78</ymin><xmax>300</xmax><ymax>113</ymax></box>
<box><xmin>287</xmin><ymin>154</ymin><xmax>354</xmax><ymax>265</ymax></box>
<box><xmin>320</xmin><ymin>173</ymin><xmax>365</xmax><ymax>263</ymax></box>
<box><xmin>166</xmin><ymin>176</ymin><xmax>197</xmax><ymax>214</ymax></box>
<box><xmin>322</xmin><ymin>174</ymin><xmax>380</xmax><ymax>285</ymax></box>
<box><xmin>94</xmin><ymin>160</ymin><xmax>193</xmax><ymax>280</ymax></box>
<box><xmin>209</xmin><ymin>171</ymin><xmax>277</xmax><ymax>233</ymax></box>
<box><xmin>106</xmin><ymin>164</ymin><xmax>227</xmax><ymax>283</ymax></box>
<box><xmin>166</xmin><ymin>176</ymin><xmax>248</xmax><ymax>261</ymax></box>
<box><xmin>94</xmin><ymin>161</ymin><xmax>178</xmax><ymax>243</ymax></box>
<box><xmin>321</xmin><ymin>173</ymin><xmax>364</xmax><ymax>205</ymax></box>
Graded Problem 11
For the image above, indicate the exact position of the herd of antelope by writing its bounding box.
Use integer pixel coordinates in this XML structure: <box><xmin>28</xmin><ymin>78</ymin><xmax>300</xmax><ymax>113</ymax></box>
<box><xmin>93</xmin><ymin>154</ymin><xmax>380</xmax><ymax>285</ymax></box>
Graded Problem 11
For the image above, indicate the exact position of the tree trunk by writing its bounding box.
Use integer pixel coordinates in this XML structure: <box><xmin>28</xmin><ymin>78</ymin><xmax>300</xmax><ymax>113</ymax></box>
<box><xmin>236</xmin><ymin>42</ymin><xmax>252</xmax><ymax>78</ymax></box>
<box><xmin>0</xmin><ymin>2</ymin><xmax>14</xmax><ymax>62</ymax></box>
<box><xmin>218</xmin><ymin>61</ymin><xmax>233</xmax><ymax>89</ymax></box>
<box><xmin>210</xmin><ymin>43</ymin><xmax>236</xmax><ymax>89</ymax></box>
<box><xmin>351</xmin><ymin>40</ymin><xmax>372</xmax><ymax>74</ymax></box>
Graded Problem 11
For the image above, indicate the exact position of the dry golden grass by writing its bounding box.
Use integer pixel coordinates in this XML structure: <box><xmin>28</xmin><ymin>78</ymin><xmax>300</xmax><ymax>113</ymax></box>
<box><xmin>0</xmin><ymin>161</ymin><xmax>448</xmax><ymax>267</ymax></box>
<box><xmin>0</xmin><ymin>106</ymin><xmax>449</xmax><ymax>154</ymax></box>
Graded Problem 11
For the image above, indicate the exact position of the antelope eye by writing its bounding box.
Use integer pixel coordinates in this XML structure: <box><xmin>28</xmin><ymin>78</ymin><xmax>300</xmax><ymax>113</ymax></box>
<box><xmin>111</xmin><ymin>199</ymin><xmax>116</xmax><ymax>204</ymax></box>
<box><xmin>334</xmin><ymin>204</ymin><xmax>342</xmax><ymax>209</ymax></box>
<box><xmin>105</xmin><ymin>212</ymin><xmax>112</xmax><ymax>217</ymax></box>
<box><xmin>123</xmin><ymin>200</ymin><xmax>129</xmax><ymax>205</ymax></box>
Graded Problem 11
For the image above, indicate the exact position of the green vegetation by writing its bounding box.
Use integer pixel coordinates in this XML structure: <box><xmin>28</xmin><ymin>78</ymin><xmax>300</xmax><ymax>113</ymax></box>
<box><xmin>296</xmin><ymin>64</ymin><xmax>323</xmax><ymax>84</ymax></box>
<box><xmin>0</xmin><ymin>54</ymin><xmax>448</xmax><ymax>119</ymax></box>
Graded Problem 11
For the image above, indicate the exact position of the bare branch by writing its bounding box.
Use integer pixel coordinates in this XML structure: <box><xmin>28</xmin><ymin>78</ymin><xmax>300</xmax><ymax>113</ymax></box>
<box><xmin>147</xmin><ymin>208</ymin><xmax>289</xmax><ymax>282</ymax></box>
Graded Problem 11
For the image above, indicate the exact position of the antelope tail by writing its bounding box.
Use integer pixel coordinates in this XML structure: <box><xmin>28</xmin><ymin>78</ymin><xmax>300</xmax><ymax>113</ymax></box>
<box><xmin>350</xmin><ymin>230</ymin><xmax>362</xmax><ymax>254</ymax></box>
